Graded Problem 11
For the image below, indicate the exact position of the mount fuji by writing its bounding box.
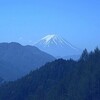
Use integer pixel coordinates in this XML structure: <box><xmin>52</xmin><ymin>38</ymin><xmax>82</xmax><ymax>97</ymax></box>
<box><xmin>34</xmin><ymin>34</ymin><xmax>81</xmax><ymax>58</ymax></box>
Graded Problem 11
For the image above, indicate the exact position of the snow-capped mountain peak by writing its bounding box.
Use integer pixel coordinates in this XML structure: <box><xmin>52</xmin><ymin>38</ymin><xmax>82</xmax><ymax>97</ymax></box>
<box><xmin>41</xmin><ymin>34</ymin><xmax>56</xmax><ymax>43</ymax></box>
<box><xmin>40</xmin><ymin>34</ymin><xmax>62</xmax><ymax>46</ymax></box>
<box><xmin>36</xmin><ymin>34</ymin><xmax>78</xmax><ymax>49</ymax></box>
<box><xmin>35</xmin><ymin>34</ymin><xmax>65</xmax><ymax>47</ymax></box>
<box><xmin>34</xmin><ymin>34</ymin><xmax>81</xmax><ymax>57</ymax></box>
<box><xmin>36</xmin><ymin>34</ymin><xmax>64</xmax><ymax>47</ymax></box>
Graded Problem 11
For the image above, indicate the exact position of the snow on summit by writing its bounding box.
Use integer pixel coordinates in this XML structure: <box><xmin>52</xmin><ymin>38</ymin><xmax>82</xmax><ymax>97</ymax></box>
<box><xmin>36</xmin><ymin>34</ymin><xmax>78</xmax><ymax>49</ymax></box>
<box><xmin>34</xmin><ymin>34</ymin><xmax>81</xmax><ymax>57</ymax></box>
<box><xmin>36</xmin><ymin>34</ymin><xmax>65</xmax><ymax>47</ymax></box>
<box><xmin>41</xmin><ymin>34</ymin><xmax>56</xmax><ymax>43</ymax></box>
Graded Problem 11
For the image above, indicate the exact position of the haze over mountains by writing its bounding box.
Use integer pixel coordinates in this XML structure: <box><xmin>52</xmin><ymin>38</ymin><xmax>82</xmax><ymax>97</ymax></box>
<box><xmin>34</xmin><ymin>34</ymin><xmax>81</xmax><ymax>59</ymax></box>
<box><xmin>0</xmin><ymin>34</ymin><xmax>83</xmax><ymax>82</ymax></box>
<box><xmin>0</xmin><ymin>35</ymin><xmax>99</xmax><ymax>100</ymax></box>
<box><xmin>0</xmin><ymin>48</ymin><xmax>100</xmax><ymax>100</ymax></box>
<box><xmin>0</xmin><ymin>42</ymin><xmax>55</xmax><ymax>81</ymax></box>
<box><xmin>0</xmin><ymin>0</ymin><xmax>99</xmax><ymax>99</ymax></box>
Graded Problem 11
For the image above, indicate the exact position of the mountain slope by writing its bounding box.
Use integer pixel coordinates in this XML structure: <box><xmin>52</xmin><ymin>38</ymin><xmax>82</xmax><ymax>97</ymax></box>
<box><xmin>0</xmin><ymin>48</ymin><xmax>100</xmax><ymax>100</ymax></box>
<box><xmin>34</xmin><ymin>34</ymin><xmax>81</xmax><ymax>58</ymax></box>
<box><xmin>0</xmin><ymin>59</ymin><xmax>76</xmax><ymax>100</ymax></box>
<box><xmin>0</xmin><ymin>42</ymin><xmax>55</xmax><ymax>81</ymax></box>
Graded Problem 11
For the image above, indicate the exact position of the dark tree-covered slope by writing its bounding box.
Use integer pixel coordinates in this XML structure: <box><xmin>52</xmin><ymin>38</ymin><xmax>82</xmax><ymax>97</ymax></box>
<box><xmin>0</xmin><ymin>48</ymin><xmax>100</xmax><ymax>100</ymax></box>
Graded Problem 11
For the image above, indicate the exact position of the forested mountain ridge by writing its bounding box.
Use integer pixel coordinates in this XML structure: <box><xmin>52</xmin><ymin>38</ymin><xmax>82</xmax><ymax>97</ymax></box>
<box><xmin>0</xmin><ymin>48</ymin><xmax>100</xmax><ymax>100</ymax></box>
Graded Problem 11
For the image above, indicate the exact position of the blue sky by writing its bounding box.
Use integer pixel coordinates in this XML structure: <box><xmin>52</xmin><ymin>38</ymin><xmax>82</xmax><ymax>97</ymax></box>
<box><xmin>0</xmin><ymin>0</ymin><xmax>100</xmax><ymax>50</ymax></box>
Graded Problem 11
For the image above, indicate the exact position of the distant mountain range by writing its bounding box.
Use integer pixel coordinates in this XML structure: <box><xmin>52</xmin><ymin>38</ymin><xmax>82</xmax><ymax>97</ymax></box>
<box><xmin>0</xmin><ymin>42</ymin><xmax>55</xmax><ymax>81</ymax></box>
<box><xmin>34</xmin><ymin>34</ymin><xmax>81</xmax><ymax>59</ymax></box>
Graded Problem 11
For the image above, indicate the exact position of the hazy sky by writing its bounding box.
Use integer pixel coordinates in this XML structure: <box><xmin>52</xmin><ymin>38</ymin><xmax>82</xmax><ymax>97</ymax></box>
<box><xmin>0</xmin><ymin>0</ymin><xmax>100</xmax><ymax>50</ymax></box>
